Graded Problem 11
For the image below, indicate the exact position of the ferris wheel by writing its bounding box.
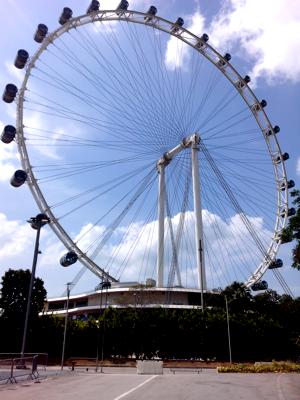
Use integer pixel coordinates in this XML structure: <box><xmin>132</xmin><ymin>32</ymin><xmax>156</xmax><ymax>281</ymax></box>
<box><xmin>2</xmin><ymin>1</ymin><xmax>295</xmax><ymax>293</ymax></box>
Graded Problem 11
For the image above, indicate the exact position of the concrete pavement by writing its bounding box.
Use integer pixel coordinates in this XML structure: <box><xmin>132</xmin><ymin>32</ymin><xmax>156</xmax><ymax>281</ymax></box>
<box><xmin>0</xmin><ymin>368</ymin><xmax>299</xmax><ymax>400</ymax></box>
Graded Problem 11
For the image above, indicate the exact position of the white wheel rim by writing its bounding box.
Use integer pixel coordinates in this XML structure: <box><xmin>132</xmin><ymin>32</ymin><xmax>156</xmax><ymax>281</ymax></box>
<box><xmin>15</xmin><ymin>9</ymin><xmax>289</xmax><ymax>288</ymax></box>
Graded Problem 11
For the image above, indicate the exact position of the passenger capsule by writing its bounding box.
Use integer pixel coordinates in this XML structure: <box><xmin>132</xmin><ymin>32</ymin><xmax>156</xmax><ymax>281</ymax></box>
<box><xmin>147</xmin><ymin>5</ymin><xmax>157</xmax><ymax>15</ymax></box>
<box><xmin>280</xmin><ymin>207</ymin><xmax>295</xmax><ymax>218</ymax></box>
<box><xmin>116</xmin><ymin>0</ymin><xmax>129</xmax><ymax>11</ymax></box>
<box><xmin>2</xmin><ymin>84</ymin><xmax>18</xmax><ymax>103</ymax></box>
<box><xmin>201</xmin><ymin>33</ymin><xmax>209</xmax><ymax>42</ymax></box>
<box><xmin>196</xmin><ymin>34</ymin><xmax>209</xmax><ymax>49</ymax></box>
<box><xmin>87</xmin><ymin>0</ymin><xmax>100</xmax><ymax>13</ymax></box>
<box><xmin>34</xmin><ymin>24</ymin><xmax>48</xmax><ymax>43</ymax></box>
<box><xmin>14</xmin><ymin>49</ymin><xmax>29</xmax><ymax>69</ymax></box>
<box><xmin>251</xmin><ymin>280</ymin><xmax>268</xmax><ymax>291</ymax></box>
<box><xmin>269</xmin><ymin>259</ymin><xmax>283</xmax><ymax>269</ymax></box>
<box><xmin>236</xmin><ymin>75</ymin><xmax>251</xmax><ymax>90</ymax></box>
<box><xmin>144</xmin><ymin>5</ymin><xmax>157</xmax><ymax>21</ymax></box>
<box><xmin>260</xmin><ymin>99</ymin><xmax>267</xmax><ymax>108</ymax></box>
<box><xmin>171</xmin><ymin>17</ymin><xmax>184</xmax><ymax>33</ymax></box>
<box><xmin>275</xmin><ymin>152</ymin><xmax>289</xmax><ymax>163</ymax></box>
<box><xmin>277</xmin><ymin>152</ymin><xmax>289</xmax><ymax>163</ymax></box>
<box><xmin>1</xmin><ymin>125</ymin><xmax>16</xmax><ymax>144</ymax></box>
<box><xmin>265</xmin><ymin>125</ymin><xmax>280</xmax><ymax>136</ymax></box>
<box><xmin>218</xmin><ymin>53</ymin><xmax>231</xmax><ymax>68</ymax></box>
<box><xmin>10</xmin><ymin>170</ymin><xmax>27</xmax><ymax>187</ymax></box>
<box><xmin>253</xmin><ymin>99</ymin><xmax>267</xmax><ymax>111</ymax></box>
<box><xmin>175</xmin><ymin>17</ymin><xmax>184</xmax><ymax>27</ymax></box>
<box><xmin>60</xmin><ymin>251</ymin><xmax>78</xmax><ymax>267</ymax></box>
<box><xmin>280</xmin><ymin>180</ymin><xmax>295</xmax><ymax>191</ymax></box>
<box><xmin>59</xmin><ymin>7</ymin><xmax>73</xmax><ymax>25</ymax></box>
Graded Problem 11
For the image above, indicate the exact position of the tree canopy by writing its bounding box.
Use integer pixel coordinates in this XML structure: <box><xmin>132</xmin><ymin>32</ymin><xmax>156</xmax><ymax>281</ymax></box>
<box><xmin>0</xmin><ymin>276</ymin><xmax>299</xmax><ymax>361</ymax></box>
<box><xmin>0</xmin><ymin>268</ymin><xmax>47</xmax><ymax>320</ymax></box>
<box><xmin>281</xmin><ymin>189</ymin><xmax>300</xmax><ymax>269</ymax></box>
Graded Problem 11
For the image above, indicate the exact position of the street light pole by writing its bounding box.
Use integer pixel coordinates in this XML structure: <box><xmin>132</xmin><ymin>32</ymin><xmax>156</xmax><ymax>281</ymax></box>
<box><xmin>95</xmin><ymin>276</ymin><xmax>104</xmax><ymax>373</ymax></box>
<box><xmin>100</xmin><ymin>286</ymin><xmax>109</xmax><ymax>373</ymax></box>
<box><xmin>61</xmin><ymin>282</ymin><xmax>71</xmax><ymax>370</ymax></box>
<box><xmin>21</xmin><ymin>214</ymin><xmax>50</xmax><ymax>358</ymax></box>
<box><xmin>225</xmin><ymin>295</ymin><xmax>232</xmax><ymax>364</ymax></box>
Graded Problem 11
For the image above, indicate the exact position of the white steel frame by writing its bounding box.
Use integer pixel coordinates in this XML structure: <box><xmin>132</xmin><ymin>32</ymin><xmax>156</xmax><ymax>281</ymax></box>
<box><xmin>15</xmin><ymin>9</ymin><xmax>289</xmax><ymax>287</ymax></box>
<box><xmin>156</xmin><ymin>134</ymin><xmax>207</xmax><ymax>293</ymax></box>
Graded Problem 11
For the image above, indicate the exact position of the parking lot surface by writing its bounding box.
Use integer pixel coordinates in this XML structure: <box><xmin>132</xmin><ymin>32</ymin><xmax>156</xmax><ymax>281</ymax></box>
<box><xmin>0</xmin><ymin>368</ymin><xmax>299</xmax><ymax>400</ymax></box>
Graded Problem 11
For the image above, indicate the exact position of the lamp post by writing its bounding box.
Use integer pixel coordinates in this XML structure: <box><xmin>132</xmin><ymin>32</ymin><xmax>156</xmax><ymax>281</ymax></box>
<box><xmin>99</xmin><ymin>284</ymin><xmax>109</xmax><ymax>373</ymax></box>
<box><xmin>61</xmin><ymin>282</ymin><xmax>72</xmax><ymax>370</ymax></box>
<box><xmin>225</xmin><ymin>295</ymin><xmax>232</xmax><ymax>364</ymax></box>
<box><xmin>95</xmin><ymin>276</ymin><xmax>104</xmax><ymax>373</ymax></box>
<box><xmin>21</xmin><ymin>213</ymin><xmax>50</xmax><ymax>358</ymax></box>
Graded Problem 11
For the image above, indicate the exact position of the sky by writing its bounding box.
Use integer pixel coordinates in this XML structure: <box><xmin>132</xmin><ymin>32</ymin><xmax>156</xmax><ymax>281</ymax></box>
<box><xmin>0</xmin><ymin>0</ymin><xmax>300</xmax><ymax>298</ymax></box>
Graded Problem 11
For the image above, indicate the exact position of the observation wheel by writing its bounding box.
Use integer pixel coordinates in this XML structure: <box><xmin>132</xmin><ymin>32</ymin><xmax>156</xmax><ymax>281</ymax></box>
<box><xmin>2</xmin><ymin>2</ymin><xmax>295</xmax><ymax>292</ymax></box>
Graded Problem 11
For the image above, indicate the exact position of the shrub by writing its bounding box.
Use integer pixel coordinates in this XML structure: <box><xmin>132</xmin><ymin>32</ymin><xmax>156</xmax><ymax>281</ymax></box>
<box><xmin>217</xmin><ymin>361</ymin><xmax>300</xmax><ymax>373</ymax></box>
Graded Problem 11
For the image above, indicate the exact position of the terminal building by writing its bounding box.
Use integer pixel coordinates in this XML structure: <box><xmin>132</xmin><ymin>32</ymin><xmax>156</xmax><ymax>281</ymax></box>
<box><xmin>42</xmin><ymin>280</ymin><xmax>208</xmax><ymax>318</ymax></box>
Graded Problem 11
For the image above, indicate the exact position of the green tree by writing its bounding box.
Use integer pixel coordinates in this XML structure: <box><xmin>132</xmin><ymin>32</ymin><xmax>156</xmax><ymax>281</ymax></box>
<box><xmin>0</xmin><ymin>268</ymin><xmax>46</xmax><ymax>320</ymax></box>
<box><xmin>222</xmin><ymin>281</ymin><xmax>253</xmax><ymax>312</ymax></box>
<box><xmin>253</xmin><ymin>289</ymin><xmax>280</xmax><ymax>315</ymax></box>
<box><xmin>281</xmin><ymin>189</ymin><xmax>300</xmax><ymax>269</ymax></box>
<box><xmin>0</xmin><ymin>269</ymin><xmax>47</xmax><ymax>353</ymax></box>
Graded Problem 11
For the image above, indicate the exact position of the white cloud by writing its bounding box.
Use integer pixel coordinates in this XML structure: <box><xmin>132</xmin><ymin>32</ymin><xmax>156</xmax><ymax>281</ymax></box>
<box><xmin>0</xmin><ymin>151</ymin><xmax>18</xmax><ymax>182</ymax></box>
<box><xmin>0</xmin><ymin>207</ymin><xmax>273</xmax><ymax>295</ymax></box>
<box><xmin>38</xmin><ymin>238</ymin><xmax>65</xmax><ymax>270</ymax></box>
<box><xmin>164</xmin><ymin>0</ymin><xmax>300</xmax><ymax>84</ymax></box>
<box><xmin>0</xmin><ymin>213</ymin><xmax>34</xmax><ymax>260</ymax></box>
<box><xmin>0</xmin><ymin>148</ymin><xmax>19</xmax><ymax>179</ymax></box>
<box><xmin>0</xmin><ymin>212</ymin><xmax>73</xmax><ymax>297</ymax></box>
<box><xmin>70</xmin><ymin>208</ymin><xmax>272</xmax><ymax>289</ymax></box>
<box><xmin>23</xmin><ymin>112</ymin><xmax>63</xmax><ymax>160</ymax></box>
<box><xmin>5</xmin><ymin>0</ymin><xmax>34</xmax><ymax>30</ymax></box>
<box><xmin>209</xmin><ymin>0</ymin><xmax>300</xmax><ymax>84</ymax></box>
<box><xmin>100</xmin><ymin>0</ymin><xmax>119</xmax><ymax>8</ymax></box>
<box><xmin>5</xmin><ymin>60</ymin><xmax>24</xmax><ymax>84</ymax></box>
<box><xmin>75</xmin><ymin>223</ymin><xmax>106</xmax><ymax>251</ymax></box>
<box><xmin>297</xmin><ymin>157</ymin><xmax>300</xmax><ymax>176</ymax></box>
<box><xmin>101</xmin><ymin>0</ymin><xmax>154</xmax><ymax>9</ymax></box>
<box><xmin>165</xmin><ymin>11</ymin><xmax>206</xmax><ymax>70</ymax></box>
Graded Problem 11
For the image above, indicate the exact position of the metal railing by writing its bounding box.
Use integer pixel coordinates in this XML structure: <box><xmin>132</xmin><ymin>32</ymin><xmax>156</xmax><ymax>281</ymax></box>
<box><xmin>0</xmin><ymin>353</ymin><xmax>48</xmax><ymax>384</ymax></box>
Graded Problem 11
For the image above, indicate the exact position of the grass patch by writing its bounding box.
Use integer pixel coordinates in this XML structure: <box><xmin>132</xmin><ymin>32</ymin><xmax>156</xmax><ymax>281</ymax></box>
<box><xmin>217</xmin><ymin>361</ymin><xmax>300</xmax><ymax>373</ymax></box>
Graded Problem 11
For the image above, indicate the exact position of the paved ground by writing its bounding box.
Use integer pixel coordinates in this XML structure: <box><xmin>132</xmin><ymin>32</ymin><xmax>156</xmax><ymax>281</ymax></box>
<box><xmin>0</xmin><ymin>368</ymin><xmax>299</xmax><ymax>400</ymax></box>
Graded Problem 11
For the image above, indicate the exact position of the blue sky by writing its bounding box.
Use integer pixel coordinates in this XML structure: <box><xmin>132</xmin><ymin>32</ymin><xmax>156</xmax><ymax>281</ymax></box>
<box><xmin>0</xmin><ymin>0</ymin><xmax>300</xmax><ymax>298</ymax></box>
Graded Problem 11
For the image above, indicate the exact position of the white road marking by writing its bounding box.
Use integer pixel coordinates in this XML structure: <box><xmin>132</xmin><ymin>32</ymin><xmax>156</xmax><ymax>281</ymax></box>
<box><xmin>276</xmin><ymin>373</ymin><xmax>286</xmax><ymax>400</ymax></box>
<box><xmin>113</xmin><ymin>375</ymin><xmax>157</xmax><ymax>400</ymax></box>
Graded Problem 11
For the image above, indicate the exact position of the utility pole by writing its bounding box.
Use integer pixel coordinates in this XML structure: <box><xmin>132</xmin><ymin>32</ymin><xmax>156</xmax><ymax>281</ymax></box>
<box><xmin>225</xmin><ymin>295</ymin><xmax>232</xmax><ymax>363</ymax></box>
<box><xmin>21</xmin><ymin>213</ymin><xmax>50</xmax><ymax>359</ymax></box>
<box><xmin>61</xmin><ymin>282</ymin><xmax>72</xmax><ymax>370</ymax></box>
<box><xmin>95</xmin><ymin>275</ymin><xmax>104</xmax><ymax>372</ymax></box>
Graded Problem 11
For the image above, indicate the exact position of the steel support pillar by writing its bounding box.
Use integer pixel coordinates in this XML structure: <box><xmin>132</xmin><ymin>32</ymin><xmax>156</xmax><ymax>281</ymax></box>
<box><xmin>157</xmin><ymin>164</ymin><xmax>165</xmax><ymax>287</ymax></box>
<box><xmin>191</xmin><ymin>135</ymin><xmax>207</xmax><ymax>296</ymax></box>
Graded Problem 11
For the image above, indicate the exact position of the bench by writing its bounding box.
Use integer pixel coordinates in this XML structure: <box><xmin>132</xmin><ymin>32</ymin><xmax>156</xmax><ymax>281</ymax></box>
<box><xmin>170</xmin><ymin>368</ymin><xmax>202</xmax><ymax>374</ymax></box>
